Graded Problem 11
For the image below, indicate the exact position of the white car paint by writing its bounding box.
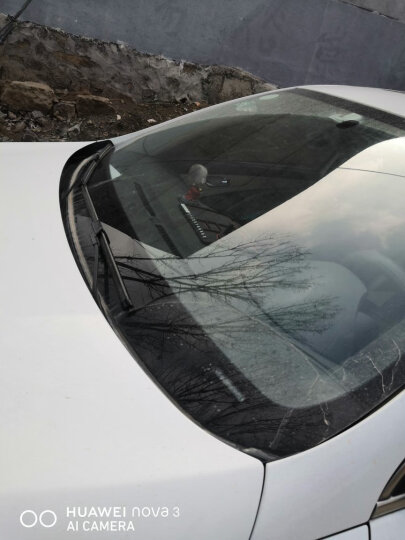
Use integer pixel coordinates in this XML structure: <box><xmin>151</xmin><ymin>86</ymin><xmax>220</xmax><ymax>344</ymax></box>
<box><xmin>0</xmin><ymin>143</ymin><xmax>263</xmax><ymax>539</ymax></box>
<box><xmin>370</xmin><ymin>509</ymin><xmax>405</xmax><ymax>540</ymax></box>
<box><xmin>2</xmin><ymin>85</ymin><xmax>405</xmax><ymax>540</ymax></box>
<box><xmin>329</xmin><ymin>526</ymin><xmax>369</xmax><ymax>540</ymax></box>
<box><xmin>302</xmin><ymin>85</ymin><xmax>405</xmax><ymax>118</ymax></box>
<box><xmin>251</xmin><ymin>389</ymin><xmax>405</xmax><ymax>540</ymax></box>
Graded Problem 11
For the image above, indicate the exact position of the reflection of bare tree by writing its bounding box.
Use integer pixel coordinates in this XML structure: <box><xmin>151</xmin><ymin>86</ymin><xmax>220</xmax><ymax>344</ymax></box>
<box><xmin>116</xmin><ymin>234</ymin><xmax>338</xmax><ymax>340</ymax></box>
<box><xmin>104</xmin><ymin>234</ymin><xmax>340</xmax><ymax>457</ymax></box>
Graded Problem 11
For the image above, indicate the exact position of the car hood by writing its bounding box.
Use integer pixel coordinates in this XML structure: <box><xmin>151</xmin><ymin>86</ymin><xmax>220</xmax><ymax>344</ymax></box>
<box><xmin>0</xmin><ymin>142</ymin><xmax>263</xmax><ymax>540</ymax></box>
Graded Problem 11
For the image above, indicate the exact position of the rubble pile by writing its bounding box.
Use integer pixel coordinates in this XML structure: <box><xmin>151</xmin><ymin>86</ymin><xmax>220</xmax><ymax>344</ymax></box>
<box><xmin>0</xmin><ymin>13</ymin><xmax>276</xmax><ymax>142</ymax></box>
<box><xmin>0</xmin><ymin>81</ymin><xmax>207</xmax><ymax>141</ymax></box>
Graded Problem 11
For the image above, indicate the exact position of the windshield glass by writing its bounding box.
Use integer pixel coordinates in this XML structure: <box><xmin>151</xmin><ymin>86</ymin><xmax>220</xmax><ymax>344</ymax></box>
<box><xmin>61</xmin><ymin>88</ymin><xmax>405</xmax><ymax>459</ymax></box>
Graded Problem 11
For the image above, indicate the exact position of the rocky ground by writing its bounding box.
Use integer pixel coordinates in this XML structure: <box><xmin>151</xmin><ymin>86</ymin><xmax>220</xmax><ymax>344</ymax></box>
<box><xmin>0</xmin><ymin>14</ymin><xmax>275</xmax><ymax>143</ymax></box>
<box><xmin>0</xmin><ymin>80</ymin><xmax>208</xmax><ymax>142</ymax></box>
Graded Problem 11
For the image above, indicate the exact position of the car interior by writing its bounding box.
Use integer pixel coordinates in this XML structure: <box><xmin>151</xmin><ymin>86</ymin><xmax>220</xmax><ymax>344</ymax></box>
<box><xmin>80</xmin><ymin>107</ymin><xmax>405</xmax><ymax>375</ymax></box>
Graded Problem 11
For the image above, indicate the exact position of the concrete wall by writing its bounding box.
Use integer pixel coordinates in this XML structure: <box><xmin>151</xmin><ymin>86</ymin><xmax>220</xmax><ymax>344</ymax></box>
<box><xmin>344</xmin><ymin>0</ymin><xmax>405</xmax><ymax>21</ymax></box>
<box><xmin>1</xmin><ymin>0</ymin><xmax>405</xmax><ymax>90</ymax></box>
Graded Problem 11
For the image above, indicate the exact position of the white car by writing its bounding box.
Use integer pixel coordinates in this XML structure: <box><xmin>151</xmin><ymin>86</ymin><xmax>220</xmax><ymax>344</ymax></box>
<box><xmin>2</xmin><ymin>85</ymin><xmax>405</xmax><ymax>540</ymax></box>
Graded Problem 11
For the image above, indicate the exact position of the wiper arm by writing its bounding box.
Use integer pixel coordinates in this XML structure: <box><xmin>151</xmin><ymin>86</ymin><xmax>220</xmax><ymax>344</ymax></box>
<box><xmin>62</xmin><ymin>142</ymin><xmax>114</xmax><ymax>199</ymax></box>
<box><xmin>74</xmin><ymin>144</ymin><xmax>134</xmax><ymax>310</ymax></box>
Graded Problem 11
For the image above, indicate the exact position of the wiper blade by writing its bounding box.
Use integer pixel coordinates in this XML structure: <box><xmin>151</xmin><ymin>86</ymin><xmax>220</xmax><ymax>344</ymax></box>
<box><xmin>74</xmin><ymin>144</ymin><xmax>134</xmax><ymax>310</ymax></box>
<box><xmin>86</xmin><ymin>211</ymin><xmax>133</xmax><ymax>310</ymax></box>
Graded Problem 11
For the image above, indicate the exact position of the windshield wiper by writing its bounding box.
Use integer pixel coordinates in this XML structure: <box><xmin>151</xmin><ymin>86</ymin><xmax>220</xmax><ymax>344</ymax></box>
<box><xmin>74</xmin><ymin>144</ymin><xmax>134</xmax><ymax>310</ymax></box>
<box><xmin>62</xmin><ymin>142</ymin><xmax>114</xmax><ymax>199</ymax></box>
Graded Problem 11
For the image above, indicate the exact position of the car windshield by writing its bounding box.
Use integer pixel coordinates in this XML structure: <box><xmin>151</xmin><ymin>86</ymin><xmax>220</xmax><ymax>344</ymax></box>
<box><xmin>62</xmin><ymin>88</ymin><xmax>405</xmax><ymax>459</ymax></box>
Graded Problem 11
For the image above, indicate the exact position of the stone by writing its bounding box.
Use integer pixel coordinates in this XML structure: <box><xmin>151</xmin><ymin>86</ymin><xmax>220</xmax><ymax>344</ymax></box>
<box><xmin>142</xmin><ymin>89</ymin><xmax>157</xmax><ymax>102</ymax></box>
<box><xmin>67</xmin><ymin>123</ymin><xmax>81</xmax><ymax>135</ymax></box>
<box><xmin>53</xmin><ymin>101</ymin><xmax>76</xmax><ymax>121</ymax></box>
<box><xmin>1</xmin><ymin>81</ymin><xmax>55</xmax><ymax>113</ymax></box>
<box><xmin>203</xmin><ymin>71</ymin><xmax>224</xmax><ymax>104</ymax></box>
<box><xmin>57</xmin><ymin>126</ymin><xmax>68</xmax><ymax>137</ymax></box>
<box><xmin>14</xmin><ymin>121</ymin><xmax>26</xmax><ymax>132</ymax></box>
<box><xmin>219</xmin><ymin>78</ymin><xmax>253</xmax><ymax>101</ymax></box>
<box><xmin>37</xmin><ymin>116</ymin><xmax>51</xmax><ymax>128</ymax></box>
<box><xmin>21</xmin><ymin>130</ymin><xmax>39</xmax><ymax>142</ymax></box>
<box><xmin>31</xmin><ymin>110</ymin><xmax>44</xmax><ymax>119</ymax></box>
<box><xmin>76</xmin><ymin>94</ymin><xmax>114</xmax><ymax>117</ymax></box>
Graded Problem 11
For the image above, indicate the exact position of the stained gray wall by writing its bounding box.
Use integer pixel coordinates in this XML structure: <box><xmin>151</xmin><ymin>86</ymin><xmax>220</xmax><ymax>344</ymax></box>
<box><xmin>1</xmin><ymin>0</ymin><xmax>405</xmax><ymax>90</ymax></box>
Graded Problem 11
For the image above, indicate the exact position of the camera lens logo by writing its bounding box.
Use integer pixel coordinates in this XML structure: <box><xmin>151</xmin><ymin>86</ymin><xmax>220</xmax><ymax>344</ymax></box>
<box><xmin>20</xmin><ymin>510</ymin><xmax>57</xmax><ymax>528</ymax></box>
